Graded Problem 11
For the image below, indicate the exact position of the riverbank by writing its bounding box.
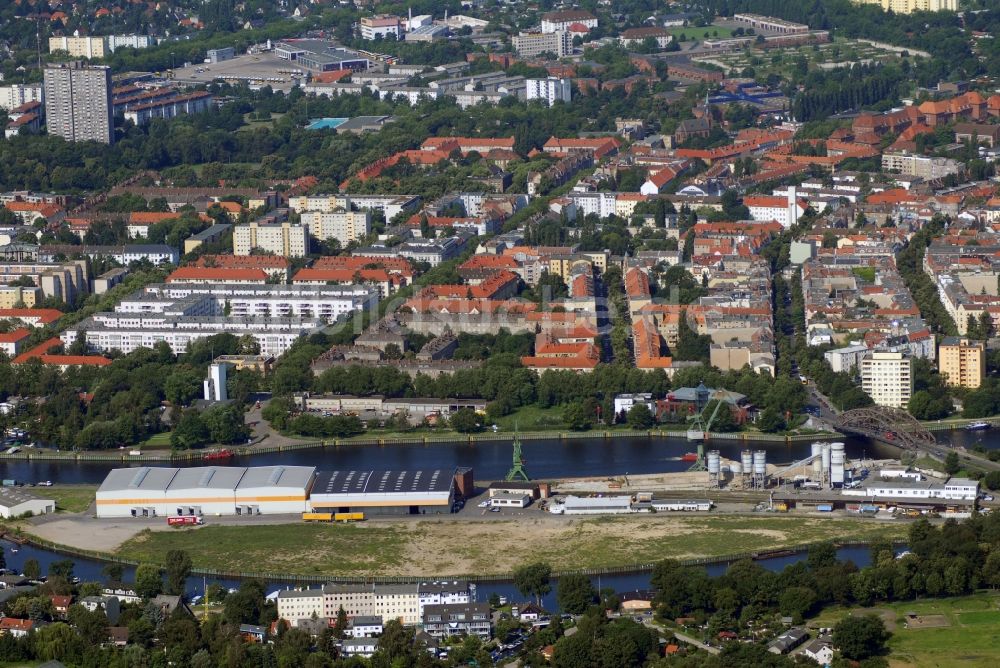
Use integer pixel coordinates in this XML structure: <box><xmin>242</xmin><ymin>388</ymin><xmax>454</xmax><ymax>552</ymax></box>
<box><xmin>0</xmin><ymin>428</ymin><xmax>841</xmax><ymax>464</ymax></box>
<box><xmin>12</xmin><ymin>514</ymin><xmax>906</xmax><ymax>582</ymax></box>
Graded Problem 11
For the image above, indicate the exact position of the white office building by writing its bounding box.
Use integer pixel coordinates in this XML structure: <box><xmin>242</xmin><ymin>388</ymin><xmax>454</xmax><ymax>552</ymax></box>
<box><xmin>300</xmin><ymin>210</ymin><xmax>372</xmax><ymax>246</ymax></box>
<box><xmin>107</xmin><ymin>34</ymin><xmax>157</xmax><ymax>52</ymax></box>
<box><xmin>526</xmin><ymin>78</ymin><xmax>571</xmax><ymax>107</ymax></box>
<box><xmin>860</xmin><ymin>351</ymin><xmax>913</xmax><ymax>408</ymax></box>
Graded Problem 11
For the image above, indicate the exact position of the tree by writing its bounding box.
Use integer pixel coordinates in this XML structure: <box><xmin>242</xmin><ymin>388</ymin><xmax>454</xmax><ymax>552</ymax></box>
<box><xmin>833</xmin><ymin>614</ymin><xmax>890</xmax><ymax>661</ymax></box>
<box><xmin>557</xmin><ymin>573</ymin><xmax>597</xmax><ymax>614</ymax></box>
<box><xmin>626</xmin><ymin>403</ymin><xmax>655</xmax><ymax>430</ymax></box>
<box><xmin>779</xmin><ymin>586</ymin><xmax>816</xmax><ymax>621</ymax></box>
<box><xmin>756</xmin><ymin>405</ymin><xmax>785</xmax><ymax>433</ymax></box>
<box><xmin>135</xmin><ymin>563</ymin><xmax>163</xmax><ymax>599</ymax></box>
<box><xmin>202</xmin><ymin>403</ymin><xmax>250</xmax><ymax>444</ymax></box>
<box><xmin>171</xmin><ymin>410</ymin><xmax>210</xmax><ymax>450</ymax></box>
<box><xmin>165</xmin><ymin>549</ymin><xmax>192</xmax><ymax>596</ymax></box>
<box><xmin>563</xmin><ymin>401</ymin><xmax>596</xmax><ymax>431</ymax></box>
<box><xmin>23</xmin><ymin>558</ymin><xmax>40</xmax><ymax>580</ymax></box>
<box><xmin>333</xmin><ymin>606</ymin><xmax>348</xmax><ymax>640</ymax></box>
<box><xmin>513</xmin><ymin>562</ymin><xmax>552</xmax><ymax>606</ymax></box>
<box><xmin>944</xmin><ymin>450</ymin><xmax>961</xmax><ymax>475</ymax></box>
<box><xmin>449</xmin><ymin>407</ymin><xmax>482</xmax><ymax>433</ymax></box>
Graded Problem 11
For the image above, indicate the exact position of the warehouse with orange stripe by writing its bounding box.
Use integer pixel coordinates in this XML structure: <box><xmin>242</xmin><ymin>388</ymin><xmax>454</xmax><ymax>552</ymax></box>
<box><xmin>96</xmin><ymin>465</ymin><xmax>465</xmax><ymax>518</ymax></box>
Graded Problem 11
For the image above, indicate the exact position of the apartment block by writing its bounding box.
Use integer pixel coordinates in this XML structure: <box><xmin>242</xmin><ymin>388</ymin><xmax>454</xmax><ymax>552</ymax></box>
<box><xmin>512</xmin><ymin>31</ymin><xmax>572</xmax><ymax>58</ymax></box>
<box><xmin>301</xmin><ymin>211</ymin><xmax>372</xmax><ymax>245</ymax></box>
<box><xmin>526</xmin><ymin>78</ymin><xmax>571</xmax><ymax>107</ymax></box>
<box><xmin>49</xmin><ymin>35</ymin><xmax>108</xmax><ymax>59</ymax></box>
<box><xmin>234</xmin><ymin>222</ymin><xmax>309</xmax><ymax>257</ymax></box>
<box><xmin>277</xmin><ymin>581</ymin><xmax>470</xmax><ymax>628</ymax></box>
<box><xmin>881</xmin><ymin>151</ymin><xmax>961</xmax><ymax>179</ymax></box>
<box><xmin>0</xmin><ymin>85</ymin><xmax>43</xmax><ymax>111</ymax></box>
<box><xmin>861</xmin><ymin>351</ymin><xmax>913</xmax><ymax>409</ymax></box>
<box><xmin>44</xmin><ymin>62</ymin><xmax>113</xmax><ymax>144</ymax></box>
<box><xmin>852</xmin><ymin>0</ymin><xmax>956</xmax><ymax>12</ymax></box>
<box><xmin>938</xmin><ymin>337</ymin><xmax>985</xmax><ymax>389</ymax></box>
<box><xmin>360</xmin><ymin>15</ymin><xmax>403</xmax><ymax>40</ymax></box>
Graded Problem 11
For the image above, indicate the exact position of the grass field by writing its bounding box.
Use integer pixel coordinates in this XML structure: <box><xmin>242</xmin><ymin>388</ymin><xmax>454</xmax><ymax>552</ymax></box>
<box><xmin>114</xmin><ymin>515</ymin><xmax>906</xmax><ymax>577</ymax></box>
<box><xmin>666</xmin><ymin>25</ymin><xmax>737</xmax><ymax>42</ymax></box>
<box><xmin>138</xmin><ymin>433</ymin><xmax>173</xmax><ymax>450</ymax></box>
<box><xmin>46</xmin><ymin>485</ymin><xmax>97</xmax><ymax>513</ymax></box>
<box><xmin>809</xmin><ymin>593</ymin><xmax>1000</xmax><ymax>668</ymax></box>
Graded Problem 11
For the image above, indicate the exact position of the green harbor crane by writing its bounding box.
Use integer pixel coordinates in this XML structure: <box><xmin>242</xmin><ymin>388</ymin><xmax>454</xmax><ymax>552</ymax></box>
<box><xmin>505</xmin><ymin>431</ymin><xmax>530</xmax><ymax>482</ymax></box>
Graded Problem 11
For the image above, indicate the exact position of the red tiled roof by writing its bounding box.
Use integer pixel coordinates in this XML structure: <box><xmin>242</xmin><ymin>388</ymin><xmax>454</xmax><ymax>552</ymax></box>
<box><xmin>166</xmin><ymin>267</ymin><xmax>268</xmax><ymax>282</ymax></box>
<box><xmin>0</xmin><ymin>329</ymin><xmax>30</xmax><ymax>343</ymax></box>
<box><xmin>0</xmin><ymin>308</ymin><xmax>62</xmax><ymax>324</ymax></box>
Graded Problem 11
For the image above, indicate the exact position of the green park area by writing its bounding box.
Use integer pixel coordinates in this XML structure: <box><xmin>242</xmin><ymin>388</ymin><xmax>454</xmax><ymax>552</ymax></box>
<box><xmin>113</xmin><ymin>515</ymin><xmax>906</xmax><ymax>578</ymax></box>
<box><xmin>809</xmin><ymin>592</ymin><xmax>1000</xmax><ymax>667</ymax></box>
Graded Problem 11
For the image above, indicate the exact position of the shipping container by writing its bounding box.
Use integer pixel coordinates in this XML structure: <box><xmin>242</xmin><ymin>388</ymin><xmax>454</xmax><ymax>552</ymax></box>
<box><xmin>334</xmin><ymin>512</ymin><xmax>365</xmax><ymax>522</ymax></box>
<box><xmin>302</xmin><ymin>512</ymin><xmax>333</xmax><ymax>522</ymax></box>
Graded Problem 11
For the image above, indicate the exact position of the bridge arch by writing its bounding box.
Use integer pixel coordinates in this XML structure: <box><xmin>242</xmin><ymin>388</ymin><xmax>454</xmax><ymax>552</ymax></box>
<box><xmin>832</xmin><ymin>406</ymin><xmax>937</xmax><ymax>450</ymax></box>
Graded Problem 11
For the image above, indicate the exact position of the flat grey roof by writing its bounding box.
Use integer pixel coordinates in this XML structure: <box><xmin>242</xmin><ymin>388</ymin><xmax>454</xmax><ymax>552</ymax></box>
<box><xmin>99</xmin><ymin>467</ymin><xmax>180</xmax><ymax>493</ymax></box>
<box><xmin>236</xmin><ymin>465</ymin><xmax>316</xmax><ymax>490</ymax></box>
<box><xmin>0</xmin><ymin>486</ymin><xmax>52</xmax><ymax>507</ymax></box>
<box><xmin>168</xmin><ymin>466</ymin><xmax>247</xmax><ymax>491</ymax></box>
<box><xmin>312</xmin><ymin>469</ymin><xmax>454</xmax><ymax>496</ymax></box>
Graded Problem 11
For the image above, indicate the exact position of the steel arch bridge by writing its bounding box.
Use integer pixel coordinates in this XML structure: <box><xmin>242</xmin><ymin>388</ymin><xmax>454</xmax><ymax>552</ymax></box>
<box><xmin>832</xmin><ymin>406</ymin><xmax>937</xmax><ymax>450</ymax></box>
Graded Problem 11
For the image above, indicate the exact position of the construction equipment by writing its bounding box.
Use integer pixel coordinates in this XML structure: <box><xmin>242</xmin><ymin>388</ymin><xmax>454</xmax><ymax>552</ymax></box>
<box><xmin>686</xmin><ymin>390</ymin><xmax>729</xmax><ymax>471</ymax></box>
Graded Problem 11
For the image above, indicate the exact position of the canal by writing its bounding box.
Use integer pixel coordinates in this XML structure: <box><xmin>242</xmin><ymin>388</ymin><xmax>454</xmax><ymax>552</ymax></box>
<box><xmin>0</xmin><ymin>538</ymin><xmax>885</xmax><ymax>612</ymax></box>
<box><xmin>0</xmin><ymin>434</ymin><xmax>902</xmax><ymax>485</ymax></box>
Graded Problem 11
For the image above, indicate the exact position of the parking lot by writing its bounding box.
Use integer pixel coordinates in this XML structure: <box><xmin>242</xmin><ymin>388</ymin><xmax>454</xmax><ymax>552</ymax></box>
<box><xmin>171</xmin><ymin>52</ymin><xmax>303</xmax><ymax>91</ymax></box>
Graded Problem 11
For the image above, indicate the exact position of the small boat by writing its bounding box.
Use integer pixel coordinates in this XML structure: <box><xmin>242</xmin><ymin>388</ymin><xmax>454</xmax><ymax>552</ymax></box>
<box><xmin>965</xmin><ymin>422</ymin><xmax>991</xmax><ymax>431</ymax></box>
<box><xmin>681</xmin><ymin>452</ymin><xmax>700</xmax><ymax>462</ymax></box>
<box><xmin>203</xmin><ymin>449</ymin><xmax>233</xmax><ymax>461</ymax></box>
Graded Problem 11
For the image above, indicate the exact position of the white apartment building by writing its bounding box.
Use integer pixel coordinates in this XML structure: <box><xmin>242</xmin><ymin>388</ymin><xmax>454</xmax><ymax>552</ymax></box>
<box><xmin>567</xmin><ymin>192</ymin><xmax>618</xmax><ymax>219</ymax></box>
<box><xmin>512</xmin><ymin>31</ymin><xmax>572</xmax><ymax>58</ymax></box>
<box><xmin>860</xmin><ymin>351</ymin><xmax>913</xmax><ymax>408</ymax></box>
<box><xmin>824</xmin><ymin>343</ymin><xmax>869</xmax><ymax>374</ymax></box>
<box><xmin>0</xmin><ymin>85</ymin><xmax>43</xmax><ymax>111</ymax></box>
<box><xmin>526</xmin><ymin>78</ymin><xmax>572</xmax><ymax>107</ymax></box>
<box><xmin>881</xmin><ymin>151</ymin><xmax>962</xmax><ymax>179</ymax></box>
<box><xmin>540</xmin><ymin>10</ymin><xmax>598</xmax><ymax>33</ymax></box>
<box><xmin>62</xmin><ymin>283</ymin><xmax>378</xmax><ymax>355</ymax></box>
<box><xmin>277</xmin><ymin>582</ymin><xmax>469</xmax><ymax>628</ymax></box>
<box><xmin>107</xmin><ymin>34</ymin><xmax>156</xmax><ymax>52</ymax></box>
<box><xmin>301</xmin><ymin>210</ymin><xmax>372</xmax><ymax>245</ymax></box>
<box><xmin>233</xmin><ymin>222</ymin><xmax>309</xmax><ymax>257</ymax></box>
<box><xmin>288</xmin><ymin>194</ymin><xmax>420</xmax><ymax>221</ymax></box>
<box><xmin>49</xmin><ymin>35</ymin><xmax>108</xmax><ymax>59</ymax></box>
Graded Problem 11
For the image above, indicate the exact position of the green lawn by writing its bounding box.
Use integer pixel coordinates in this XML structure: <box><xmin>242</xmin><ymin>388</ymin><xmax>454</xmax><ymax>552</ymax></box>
<box><xmin>809</xmin><ymin>592</ymin><xmax>1000</xmax><ymax>668</ymax></box>
<box><xmin>114</xmin><ymin>515</ymin><xmax>907</xmax><ymax>578</ymax></box>
<box><xmin>666</xmin><ymin>25</ymin><xmax>737</xmax><ymax>42</ymax></box>
<box><xmin>139</xmin><ymin>433</ymin><xmax>173</xmax><ymax>450</ymax></box>
<box><xmin>46</xmin><ymin>485</ymin><xmax>98</xmax><ymax>513</ymax></box>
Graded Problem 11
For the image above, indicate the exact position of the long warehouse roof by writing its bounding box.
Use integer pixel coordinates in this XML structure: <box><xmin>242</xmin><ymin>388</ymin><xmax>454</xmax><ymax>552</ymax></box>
<box><xmin>311</xmin><ymin>469</ymin><xmax>454</xmax><ymax>496</ymax></box>
<box><xmin>98</xmin><ymin>465</ymin><xmax>316</xmax><ymax>494</ymax></box>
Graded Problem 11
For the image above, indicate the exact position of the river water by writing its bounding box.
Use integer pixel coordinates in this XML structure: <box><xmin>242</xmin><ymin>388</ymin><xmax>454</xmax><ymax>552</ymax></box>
<box><xmin>0</xmin><ymin>538</ymin><xmax>881</xmax><ymax>611</ymax></box>
<box><xmin>2</xmin><ymin>434</ymin><xmax>901</xmax><ymax>485</ymax></box>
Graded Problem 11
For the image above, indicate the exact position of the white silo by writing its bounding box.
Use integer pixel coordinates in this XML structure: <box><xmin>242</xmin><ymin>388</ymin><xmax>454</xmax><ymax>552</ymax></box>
<box><xmin>741</xmin><ymin>450</ymin><xmax>754</xmax><ymax>485</ymax></box>
<box><xmin>821</xmin><ymin>443</ymin><xmax>832</xmax><ymax>484</ymax></box>
<box><xmin>830</xmin><ymin>442</ymin><xmax>846</xmax><ymax>487</ymax></box>
<box><xmin>707</xmin><ymin>450</ymin><xmax>721</xmax><ymax>487</ymax></box>
<box><xmin>753</xmin><ymin>450</ymin><xmax>767</xmax><ymax>488</ymax></box>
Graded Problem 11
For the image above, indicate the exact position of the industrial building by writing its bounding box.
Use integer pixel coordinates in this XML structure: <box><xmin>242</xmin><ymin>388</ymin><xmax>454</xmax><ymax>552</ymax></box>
<box><xmin>0</xmin><ymin>488</ymin><xmax>55</xmax><ymax>518</ymax></box>
<box><xmin>95</xmin><ymin>466</ymin><xmax>317</xmax><ymax>518</ymax></box>
<box><xmin>308</xmin><ymin>469</ymin><xmax>458</xmax><ymax>515</ymax></box>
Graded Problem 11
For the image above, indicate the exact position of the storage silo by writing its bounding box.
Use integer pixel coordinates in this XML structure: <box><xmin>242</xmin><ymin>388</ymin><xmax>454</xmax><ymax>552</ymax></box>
<box><xmin>753</xmin><ymin>450</ymin><xmax>767</xmax><ymax>488</ymax></box>
<box><xmin>830</xmin><ymin>442</ymin><xmax>846</xmax><ymax>487</ymax></box>
<box><xmin>707</xmin><ymin>450</ymin><xmax>721</xmax><ymax>487</ymax></box>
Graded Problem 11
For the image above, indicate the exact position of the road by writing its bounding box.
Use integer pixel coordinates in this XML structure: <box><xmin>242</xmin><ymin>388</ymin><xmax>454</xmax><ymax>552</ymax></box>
<box><xmin>641</xmin><ymin>618</ymin><xmax>720</xmax><ymax>655</ymax></box>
